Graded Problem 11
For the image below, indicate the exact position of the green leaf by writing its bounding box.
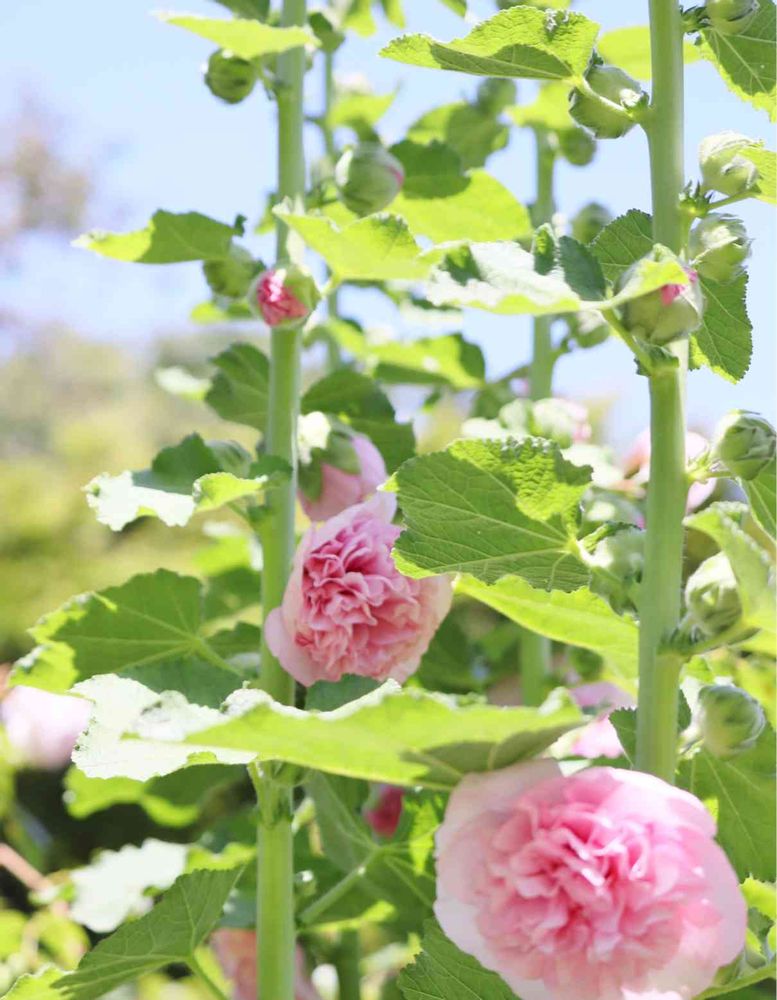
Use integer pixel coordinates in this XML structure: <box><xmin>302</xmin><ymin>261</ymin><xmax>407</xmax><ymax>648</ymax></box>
<box><xmin>457</xmin><ymin>575</ymin><xmax>638</xmax><ymax>677</ymax></box>
<box><xmin>678</xmin><ymin>724</ymin><xmax>776</xmax><ymax>881</ymax></box>
<box><xmin>380</xmin><ymin>7</ymin><xmax>599</xmax><ymax>81</ymax></box>
<box><xmin>1</xmin><ymin>968</ymin><xmax>62</xmax><ymax>1000</ymax></box>
<box><xmin>390</xmin><ymin>437</ymin><xmax>591</xmax><ymax>590</ymax></box>
<box><xmin>698</xmin><ymin>963</ymin><xmax>777</xmax><ymax>997</ymax></box>
<box><xmin>52</xmin><ymin>866</ymin><xmax>243</xmax><ymax>1000</ymax></box>
<box><xmin>743</xmin><ymin>459</ymin><xmax>776</xmax><ymax>538</ymax></box>
<box><xmin>157</xmin><ymin>13</ymin><xmax>316</xmax><ymax>58</ymax></box>
<box><xmin>74</xmin><ymin>211</ymin><xmax>238</xmax><ymax>264</ymax></box>
<box><xmin>590</xmin><ymin>209</ymin><xmax>654</xmax><ymax>284</ymax></box>
<box><xmin>407</xmin><ymin>103</ymin><xmax>509</xmax><ymax>169</ymax></box>
<box><xmin>508</xmin><ymin>81</ymin><xmax>575</xmax><ymax>131</ymax></box>
<box><xmin>205</xmin><ymin>342</ymin><xmax>270</xmax><ymax>432</ymax></box>
<box><xmin>68</xmin><ymin>839</ymin><xmax>188</xmax><ymax>933</ymax></box>
<box><xmin>397</xmin><ymin>920</ymin><xmax>518</xmax><ymax>1000</ymax></box>
<box><xmin>329</xmin><ymin>90</ymin><xmax>396</xmax><ymax>139</ymax></box>
<box><xmin>698</xmin><ymin>0</ymin><xmax>776</xmax><ymax>120</ymax></box>
<box><xmin>597</xmin><ymin>25</ymin><xmax>701</xmax><ymax>80</ymax></box>
<box><xmin>389</xmin><ymin>140</ymin><xmax>531</xmax><ymax>243</ymax></box>
<box><xmin>743</xmin><ymin>143</ymin><xmax>776</xmax><ymax>203</ymax></box>
<box><xmin>274</xmin><ymin>210</ymin><xmax>435</xmax><ymax>281</ymax></box>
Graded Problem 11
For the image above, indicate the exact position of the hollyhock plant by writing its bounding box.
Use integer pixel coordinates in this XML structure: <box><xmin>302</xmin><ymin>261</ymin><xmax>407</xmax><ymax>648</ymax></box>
<box><xmin>0</xmin><ymin>684</ymin><xmax>91</xmax><ymax>770</ymax></box>
<box><xmin>364</xmin><ymin>785</ymin><xmax>405</xmax><ymax>837</ymax></box>
<box><xmin>265</xmin><ymin>493</ymin><xmax>452</xmax><ymax>686</ymax></box>
<box><xmin>435</xmin><ymin>761</ymin><xmax>745</xmax><ymax>1000</ymax></box>
<box><xmin>625</xmin><ymin>428</ymin><xmax>714</xmax><ymax>510</ymax></box>
<box><xmin>211</xmin><ymin>929</ymin><xmax>321</xmax><ymax>1000</ymax></box>
<box><xmin>299</xmin><ymin>433</ymin><xmax>387</xmax><ymax>522</ymax></box>
<box><xmin>569</xmin><ymin>681</ymin><xmax>635</xmax><ymax>759</ymax></box>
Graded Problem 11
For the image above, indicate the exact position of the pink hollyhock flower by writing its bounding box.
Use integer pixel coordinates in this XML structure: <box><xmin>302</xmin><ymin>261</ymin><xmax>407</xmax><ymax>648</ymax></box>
<box><xmin>211</xmin><ymin>929</ymin><xmax>321</xmax><ymax>1000</ymax></box>
<box><xmin>364</xmin><ymin>785</ymin><xmax>404</xmax><ymax>837</ymax></box>
<box><xmin>569</xmin><ymin>682</ymin><xmax>636</xmax><ymax>759</ymax></box>
<box><xmin>0</xmin><ymin>684</ymin><xmax>91</xmax><ymax>770</ymax></box>
<box><xmin>300</xmin><ymin>434</ymin><xmax>387</xmax><ymax>522</ymax></box>
<box><xmin>255</xmin><ymin>268</ymin><xmax>313</xmax><ymax>328</ymax></box>
<box><xmin>435</xmin><ymin>761</ymin><xmax>745</xmax><ymax>1000</ymax></box>
<box><xmin>625</xmin><ymin>428</ymin><xmax>714</xmax><ymax>511</ymax></box>
<box><xmin>265</xmin><ymin>494</ymin><xmax>452</xmax><ymax>687</ymax></box>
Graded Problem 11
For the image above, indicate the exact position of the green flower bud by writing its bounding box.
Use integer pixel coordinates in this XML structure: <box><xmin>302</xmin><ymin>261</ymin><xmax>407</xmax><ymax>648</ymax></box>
<box><xmin>202</xmin><ymin>244</ymin><xmax>257</xmax><ymax>299</ymax></box>
<box><xmin>557</xmin><ymin>128</ymin><xmax>596</xmax><ymax>167</ymax></box>
<box><xmin>569</xmin><ymin>64</ymin><xmax>646</xmax><ymax>139</ymax></box>
<box><xmin>571</xmin><ymin>202</ymin><xmax>613</xmax><ymax>245</ymax></box>
<box><xmin>712</xmin><ymin>409</ymin><xmax>776</xmax><ymax>480</ymax></box>
<box><xmin>617</xmin><ymin>251</ymin><xmax>705</xmax><ymax>345</ymax></box>
<box><xmin>334</xmin><ymin>144</ymin><xmax>404</xmax><ymax>216</ymax></box>
<box><xmin>476</xmin><ymin>78</ymin><xmax>517</xmax><ymax>115</ymax></box>
<box><xmin>204</xmin><ymin>49</ymin><xmax>258</xmax><ymax>105</ymax></box>
<box><xmin>567</xmin><ymin>309</ymin><xmax>610</xmax><ymax>349</ymax></box>
<box><xmin>704</xmin><ymin>0</ymin><xmax>758</xmax><ymax>34</ymax></box>
<box><xmin>696</xmin><ymin>683</ymin><xmax>765</xmax><ymax>758</ymax></box>
<box><xmin>699</xmin><ymin>131</ymin><xmax>759</xmax><ymax>197</ymax></box>
<box><xmin>685</xmin><ymin>552</ymin><xmax>743</xmax><ymax>637</ymax></box>
<box><xmin>589</xmin><ymin>526</ymin><xmax>645</xmax><ymax>581</ymax></box>
<box><xmin>689</xmin><ymin>213</ymin><xmax>751</xmax><ymax>283</ymax></box>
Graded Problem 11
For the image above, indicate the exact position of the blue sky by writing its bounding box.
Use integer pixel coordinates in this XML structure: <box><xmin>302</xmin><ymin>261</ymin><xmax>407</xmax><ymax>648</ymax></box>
<box><xmin>0</xmin><ymin>0</ymin><xmax>774</xmax><ymax>446</ymax></box>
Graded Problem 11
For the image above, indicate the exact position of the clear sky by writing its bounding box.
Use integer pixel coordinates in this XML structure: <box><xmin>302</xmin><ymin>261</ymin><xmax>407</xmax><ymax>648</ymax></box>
<box><xmin>1</xmin><ymin>0</ymin><xmax>774</xmax><ymax>447</ymax></box>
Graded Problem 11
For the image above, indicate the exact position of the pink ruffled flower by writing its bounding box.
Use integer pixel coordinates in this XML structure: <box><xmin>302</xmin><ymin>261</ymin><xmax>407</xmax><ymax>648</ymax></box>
<box><xmin>211</xmin><ymin>929</ymin><xmax>321</xmax><ymax>1000</ymax></box>
<box><xmin>255</xmin><ymin>269</ymin><xmax>310</xmax><ymax>327</ymax></box>
<box><xmin>625</xmin><ymin>428</ymin><xmax>714</xmax><ymax>511</ymax></box>
<box><xmin>300</xmin><ymin>434</ymin><xmax>387</xmax><ymax>522</ymax></box>
<box><xmin>0</xmin><ymin>684</ymin><xmax>91</xmax><ymax>770</ymax></box>
<box><xmin>569</xmin><ymin>682</ymin><xmax>636</xmax><ymax>759</ymax></box>
<box><xmin>435</xmin><ymin>762</ymin><xmax>745</xmax><ymax>1000</ymax></box>
<box><xmin>265</xmin><ymin>494</ymin><xmax>452</xmax><ymax>687</ymax></box>
<box><xmin>364</xmin><ymin>785</ymin><xmax>404</xmax><ymax>837</ymax></box>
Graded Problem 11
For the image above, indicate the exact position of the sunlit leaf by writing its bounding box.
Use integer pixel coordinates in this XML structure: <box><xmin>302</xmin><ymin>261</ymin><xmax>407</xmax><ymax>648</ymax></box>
<box><xmin>74</xmin><ymin>211</ymin><xmax>238</xmax><ymax>264</ymax></box>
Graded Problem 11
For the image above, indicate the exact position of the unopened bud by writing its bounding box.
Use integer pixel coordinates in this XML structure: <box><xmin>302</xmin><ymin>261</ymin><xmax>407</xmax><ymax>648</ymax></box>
<box><xmin>569</xmin><ymin>64</ymin><xmax>646</xmax><ymax>139</ymax></box>
<box><xmin>572</xmin><ymin>202</ymin><xmax>613</xmax><ymax>245</ymax></box>
<box><xmin>204</xmin><ymin>50</ymin><xmax>258</xmax><ymax>105</ymax></box>
<box><xmin>689</xmin><ymin>213</ymin><xmax>750</xmax><ymax>283</ymax></box>
<box><xmin>589</xmin><ymin>526</ymin><xmax>644</xmax><ymax>581</ymax></box>
<box><xmin>685</xmin><ymin>552</ymin><xmax>743</xmax><ymax>637</ymax></box>
<box><xmin>618</xmin><ymin>252</ymin><xmax>705</xmax><ymax>345</ymax></box>
<box><xmin>202</xmin><ymin>245</ymin><xmax>256</xmax><ymax>299</ymax></box>
<box><xmin>334</xmin><ymin>144</ymin><xmax>404</xmax><ymax>216</ymax></box>
<box><xmin>712</xmin><ymin>410</ymin><xmax>776</xmax><ymax>480</ymax></box>
<box><xmin>251</xmin><ymin>264</ymin><xmax>319</xmax><ymax>329</ymax></box>
<box><xmin>704</xmin><ymin>0</ymin><xmax>758</xmax><ymax>34</ymax></box>
<box><xmin>568</xmin><ymin>309</ymin><xmax>610</xmax><ymax>348</ymax></box>
<box><xmin>557</xmin><ymin>128</ymin><xmax>596</xmax><ymax>167</ymax></box>
<box><xmin>476</xmin><ymin>78</ymin><xmax>517</xmax><ymax>115</ymax></box>
<box><xmin>700</xmin><ymin>131</ymin><xmax>759</xmax><ymax>197</ymax></box>
<box><xmin>696</xmin><ymin>684</ymin><xmax>765</xmax><ymax>758</ymax></box>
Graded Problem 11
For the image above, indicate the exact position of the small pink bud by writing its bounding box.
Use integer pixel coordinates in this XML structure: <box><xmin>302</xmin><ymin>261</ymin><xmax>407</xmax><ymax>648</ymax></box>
<box><xmin>660</xmin><ymin>267</ymin><xmax>698</xmax><ymax>306</ymax></box>
<box><xmin>364</xmin><ymin>785</ymin><xmax>404</xmax><ymax>837</ymax></box>
<box><xmin>252</xmin><ymin>264</ymin><xmax>319</xmax><ymax>329</ymax></box>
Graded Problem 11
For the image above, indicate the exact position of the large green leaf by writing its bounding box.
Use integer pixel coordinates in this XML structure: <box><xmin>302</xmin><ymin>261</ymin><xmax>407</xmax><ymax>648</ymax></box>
<box><xmin>157</xmin><ymin>13</ymin><xmax>316</xmax><ymax>58</ymax></box>
<box><xmin>398</xmin><ymin>920</ymin><xmax>518</xmax><ymax>1000</ymax></box>
<box><xmin>380</xmin><ymin>7</ymin><xmax>598</xmax><ymax>81</ymax></box>
<box><xmin>389</xmin><ymin>140</ymin><xmax>531</xmax><ymax>243</ymax></box>
<box><xmin>698</xmin><ymin>0</ymin><xmax>776</xmax><ymax>120</ymax></box>
<box><xmin>597</xmin><ymin>25</ymin><xmax>701</xmax><ymax>80</ymax></box>
<box><xmin>457</xmin><ymin>576</ymin><xmax>638</xmax><ymax>677</ymax></box>
<box><xmin>205</xmin><ymin>342</ymin><xmax>270</xmax><ymax>432</ymax></box>
<box><xmin>678</xmin><ymin>724</ymin><xmax>776</xmax><ymax>881</ymax></box>
<box><xmin>743</xmin><ymin>459</ymin><xmax>776</xmax><ymax>538</ymax></box>
<box><xmin>74</xmin><ymin>211</ymin><xmax>238</xmax><ymax>264</ymax></box>
<box><xmin>389</xmin><ymin>437</ymin><xmax>591</xmax><ymax>590</ymax></box>
<box><xmin>407</xmin><ymin>103</ymin><xmax>509</xmax><ymax>169</ymax></box>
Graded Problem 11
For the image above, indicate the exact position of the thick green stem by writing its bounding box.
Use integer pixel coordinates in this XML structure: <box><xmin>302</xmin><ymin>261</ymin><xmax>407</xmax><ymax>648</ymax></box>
<box><xmin>256</xmin><ymin>2</ymin><xmax>306</xmax><ymax>998</ymax></box>
<box><xmin>636</xmin><ymin>0</ymin><xmax>688</xmax><ymax>782</ymax></box>
<box><xmin>334</xmin><ymin>931</ymin><xmax>362</xmax><ymax>1000</ymax></box>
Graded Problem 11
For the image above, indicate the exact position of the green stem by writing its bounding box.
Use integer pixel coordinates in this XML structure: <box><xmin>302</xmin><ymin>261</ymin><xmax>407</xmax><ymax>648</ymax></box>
<box><xmin>636</xmin><ymin>0</ymin><xmax>688</xmax><ymax>783</ymax></box>
<box><xmin>186</xmin><ymin>954</ymin><xmax>230</xmax><ymax>1000</ymax></box>
<box><xmin>334</xmin><ymin>930</ymin><xmax>362</xmax><ymax>1000</ymax></box>
<box><xmin>255</xmin><ymin>2</ymin><xmax>306</xmax><ymax>998</ymax></box>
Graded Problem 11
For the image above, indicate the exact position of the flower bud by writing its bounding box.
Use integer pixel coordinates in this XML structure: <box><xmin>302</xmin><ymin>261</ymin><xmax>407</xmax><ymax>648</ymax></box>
<box><xmin>696</xmin><ymin>684</ymin><xmax>765</xmax><ymax>758</ymax></box>
<box><xmin>589</xmin><ymin>526</ymin><xmax>644</xmax><ymax>581</ymax></box>
<box><xmin>531</xmin><ymin>398</ymin><xmax>591</xmax><ymax>448</ymax></box>
<box><xmin>617</xmin><ymin>253</ymin><xmax>704</xmax><ymax>345</ymax></box>
<box><xmin>569</xmin><ymin>64</ymin><xmax>646</xmax><ymax>139</ymax></box>
<box><xmin>704</xmin><ymin>0</ymin><xmax>758</xmax><ymax>34</ymax></box>
<box><xmin>251</xmin><ymin>264</ymin><xmax>319</xmax><ymax>328</ymax></box>
<box><xmin>712</xmin><ymin>410</ymin><xmax>776</xmax><ymax>480</ymax></box>
<box><xmin>685</xmin><ymin>552</ymin><xmax>743</xmax><ymax>636</ymax></box>
<box><xmin>364</xmin><ymin>785</ymin><xmax>404</xmax><ymax>837</ymax></box>
<box><xmin>557</xmin><ymin>128</ymin><xmax>596</xmax><ymax>167</ymax></box>
<box><xmin>689</xmin><ymin>213</ymin><xmax>751</xmax><ymax>283</ymax></box>
<box><xmin>699</xmin><ymin>131</ymin><xmax>759</xmax><ymax>197</ymax></box>
<box><xmin>571</xmin><ymin>203</ymin><xmax>612</xmax><ymax>245</ymax></box>
<box><xmin>202</xmin><ymin>244</ymin><xmax>256</xmax><ymax>299</ymax></box>
<box><xmin>334</xmin><ymin>143</ymin><xmax>404</xmax><ymax>216</ymax></box>
<box><xmin>204</xmin><ymin>49</ymin><xmax>258</xmax><ymax>105</ymax></box>
<box><xmin>476</xmin><ymin>78</ymin><xmax>517</xmax><ymax>115</ymax></box>
<box><xmin>567</xmin><ymin>309</ymin><xmax>610</xmax><ymax>348</ymax></box>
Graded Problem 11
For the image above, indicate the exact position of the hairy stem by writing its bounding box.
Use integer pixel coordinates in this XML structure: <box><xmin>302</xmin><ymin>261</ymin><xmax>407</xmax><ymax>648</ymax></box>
<box><xmin>636</xmin><ymin>0</ymin><xmax>688</xmax><ymax>782</ymax></box>
<box><xmin>256</xmin><ymin>1</ymin><xmax>306</xmax><ymax>997</ymax></box>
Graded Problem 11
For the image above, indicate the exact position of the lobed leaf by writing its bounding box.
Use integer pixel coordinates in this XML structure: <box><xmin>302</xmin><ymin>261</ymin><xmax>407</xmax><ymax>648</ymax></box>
<box><xmin>407</xmin><ymin>103</ymin><xmax>509</xmax><ymax>169</ymax></box>
<box><xmin>157</xmin><ymin>12</ymin><xmax>316</xmax><ymax>58</ymax></box>
<box><xmin>205</xmin><ymin>342</ymin><xmax>270</xmax><ymax>432</ymax></box>
<box><xmin>74</xmin><ymin>210</ymin><xmax>238</xmax><ymax>264</ymax></box>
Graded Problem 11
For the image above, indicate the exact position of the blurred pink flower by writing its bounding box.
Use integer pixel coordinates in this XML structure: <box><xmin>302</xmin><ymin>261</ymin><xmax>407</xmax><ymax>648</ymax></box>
<box><xmin>435</xmin><ymin>761</ymin><xmax>745</xmax><ymax>1000</ymax></box>
<box><xmin>569</xmin><ymin>681</ymin><xmax>635</xmax><ymax>759</ymax></box>
<box><xmin>265</xmin><ymin>494</ymin><xmax>451</xmax><ymax>687</ymax></box>
<box><xmin>255</xmin><ymin>269</ymin><xmax>310</xmax><ymax>327</ymax></box>
<box><xmin>211</xmin><ymin>929</ymin><xmax>321</xmax><ymax>1000</ymax></box>
<box><xmin>364</xmin><ymin>785</ymin><xmax>404</xmax><ymax>837</ymax></box>
<box><xmin>624</xmin><ymin>428</ymin><xmax>713</xmax><ymax>511</ymax></box>
<box><xmin>0</xmin><ymin>684</ymin><xmax>91</xmax><ymax>770</ymax></box>
<box><xmin>299</xmin><ymin>434</ymin><xmax>386</xmax><ymax>522</ymax></box>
